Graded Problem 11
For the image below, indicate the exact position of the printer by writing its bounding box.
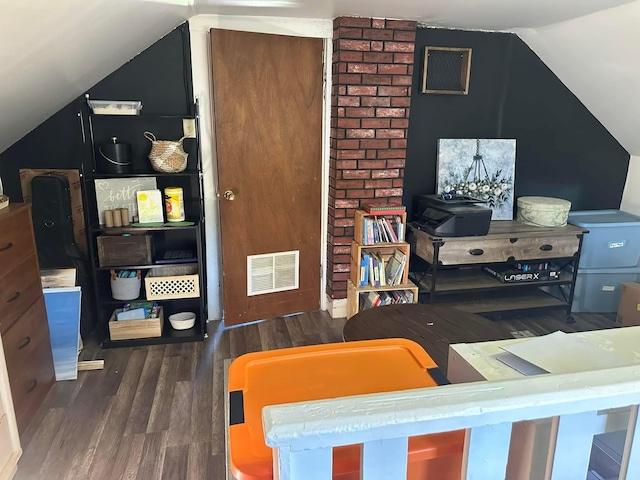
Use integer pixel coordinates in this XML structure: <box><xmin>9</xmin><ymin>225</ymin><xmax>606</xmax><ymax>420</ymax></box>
<box><xmin>413</xmin><ymin>194</ymin><xmax>492</xmax><ymax>237</ymax></box>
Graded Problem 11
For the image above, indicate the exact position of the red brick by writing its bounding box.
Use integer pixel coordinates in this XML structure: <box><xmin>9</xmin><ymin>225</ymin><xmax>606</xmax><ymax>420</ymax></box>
<box><xmin>338</xmin><ymin>63</ymin><xmax>347</xmax><ymax>73</ymax></box>
<box><xmin>339</xmin><ymin>51</ymin><xmax>364</xmax><ymax>62</ymax></box>
<box><xmin>338</xmin><ymin>39</ymin><xmax>371</xmax><ymax>51</ymax></box>
<box><xmin>336</xmin><ymin>159</ymin><xmax>357</xmax><ymax>169</ymax></box>
<box><xmin>378</xmin><ymin>64</ymin><xmax>408</xmax><ymax>74</ymax></box>
<box><xmin>392</xmin><ymin>75</ymin><xmax>413</xmax><ymax>86</ymax></box>
<box><xmin>338</xmin><ymin>85</ymin><xmax>347</xmax><ymax>95</ymax></box>
<box><xmin>363</xmin><ymin>52</ymin><xmax>393</xmax><ymax>63</ymax></box>
<box><xmin>376</xmin><ymin>129</ymin><xmax>405</xmax><ymax>139</ymax></box>
<box><xmin>379</xmin><ymin>86</ymin><xmax>409</xmax><ymax>96</ymax></box>
<box><xmin>347</xmin><ymin>189</ymin><xmax>376</xmax><ymax>199</ymax></box>
<box><xmin>343</xmin><ymin>169</ymin><xmax>371</xmax><ymax>179</ymax></box>
<box><xmin>336</xmin><ymin>140</ymin><xmax>360</xmax><ymax>150</ymax></box>
<box><xmin>336</xmin><ymin>107</ymin><xmax>345</xmax><ymax>117</ymax></box>
<box><xmin>372</xmin><ymin>169</ymin><xmax>400</xmax><ymax>179</ymax></box>
<box><xmin>336</xmin><ymin>149</ymin><xmax>366</xmax><ymax>159</ymax></box>
<box><xmin>394</xmin><ymin>30</ymin><xmax>416</xmax><ymax>42</ymax></box>
<box><xmin>394</xmin><ymin>53</ymin><xmax>415</xmax><ymax>64</ymax></box>
<box><xmin>408</xmin><ymin>65</ymin><xmax>414</xmax><ymax>75</ymax></box>
<box><xmin>361</xmin><ymin>118</ymin><xmax>390</xmax><ymax>129</ymax></box>
<box><xmin>332</xmin><ymin>235</ymin><xmax>352</xmax><ymax>245</ymax></box>
<box><xmin>348</xmin><ymin>63</ymin><xmax>377</xmax><ymax>74</ymax></box>
<box><xmin>384</xmin><ymin>41</ymin><xmax>414</xmax><ymax>53</ymax></box>
<box><xmin>336</xmin><ymin>17</ymin><xmax>372</xmax><ymax>28</ymax></box>
<box><xmin>338</xmin><ymin>74</ymin><xmax>362</xmax><ymax>84</ymax></box>
<box><xmin>347</xmin><ymin>85</ymin><xmax>377</xmax><ymax>96</ymax></box>
<box><xmin>372</xmin><ymin>18</ymin><xmax>386</xmax><ymax>28</ymax></box>
<box><xmin>358</xmin><ymin>159</ymin><xmax>387</xmax><ymax>169</ymax></box>
<box><xmin>337</xmin><ymin>96</ymin><xmax>360</xmax><ymax>107</ymax></box>
<box><xmin>333</xmin><ymin>245</ymin><xmax>351</xmax><ymax>255</ymax></box>
<box><xmin>337</xmin><ymin>118</ymin><xmax>360</xmax><ymax>128</ymax></box>
<box><xmin>391</xmin><ymin>97</ymin><xmax>412</xmax><ymax>107</ymax></box>
<box><xmin>376</xmin><ymin>107</ymin><xmax>405</xmax><ymax>117</ymax></box>
<box><xmin>335</xmin><ymin>199</ymin><xmax>360</xmax><ymax>209</ymax></box>
<box><xmin>346</xmin><ymin>128</ymin><xmax>375</xmax><ymax>139</ymax></box>
<box><xmin>345</xmin><ymin>107</ymin><xmax>375</xmax><ymax>117</ymax></box>
<box><xmin>362</xmin><ymin>29</ymin><xmax>394</xmax><ymax>41</ymax></box>
<box><xmin>360</xmin><ymin>139</ymin><xmax>390</xmax><ymax>149</ymax></box>
<box><xmin>334</xmin><ymin>189</ymin><xmax>346</xmax><ymax>199</ymax></box>
<box><xmin>392</xmin><ymin>179</ymin><xmax>404</xmax><ymax>188</ymax></box>
<box><xmin>366</xmin><ymin>150</ymin><xmax>377</xmax><ymax>159</ymax></box>
<box><xmin>332</xmin><ymin>255</ymin><xmax>351</xmax><ymax>265</ymax></box>
<box><xmin>386</xmin><ymin>20</ymin><xmax>416</xmax><ymax>30</ymax></box>
<box><xmin>335</xmin><ymin>128</ymin><xmax>346</xmax><ymax>139</ymax></box>
<box><xmin>365</xmin><ymin>179</ymin><xmax>393</xmax><ymax>188</ymax></box>
<box><xmin>391</xmin><ymin>118</ymin><xmax>409</xmax><ymax>128</ymax></box>
<box><xmin>387</xmin><ymin>159</ymin><xmax>406</xmax><ymax>168</ymax></box>
<box><xmin>338</xmin><ymin>27</ymin><xmax>363</xmax><ymax>39</ymax></box>
<box><xmin>375</xmin><ymin>188</ymin><xmax>403</xmax><ymax>197</ymax></box>
<box><xmin>362</xmin><ymin>74</ymin><xmax>392</xmax><ymax>85</ymax></box>
<box><xmin>361</xmin><ymin>97</ymin><xmax>391</xmax><ymax>107</ymax></box>
<box><xmin>336</xmin><ymin>180</ymin><xmax>364</xmax><ymax>190</ymax></box>
<box><xmin>333</xmin><ymin>263</ymin><xmax>350</xmax><ymax>273</ymax></box>
<box><xmin>378</xmin><ymin>150</ymin><xmax>407</xmax><ymax>159</ymax></box>
<box><xmin>371</xmin><ymin>41</ymin><xmax>383</xmax><ymax>52</ymax></box>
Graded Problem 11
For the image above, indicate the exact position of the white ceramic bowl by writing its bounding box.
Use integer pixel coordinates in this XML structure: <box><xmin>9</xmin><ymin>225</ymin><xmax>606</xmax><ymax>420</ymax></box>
<box><xmin>168</xmin><ymin>312</ymin><xmax>196</xmax><ymax>330</ymax></box>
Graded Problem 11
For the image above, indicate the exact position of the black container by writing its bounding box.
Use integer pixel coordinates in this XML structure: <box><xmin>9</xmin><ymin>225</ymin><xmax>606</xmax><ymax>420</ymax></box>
<box><xmin>97</xmin><ymin>137</ymin><xmax>132</xmax><ymax>174</ymax></box>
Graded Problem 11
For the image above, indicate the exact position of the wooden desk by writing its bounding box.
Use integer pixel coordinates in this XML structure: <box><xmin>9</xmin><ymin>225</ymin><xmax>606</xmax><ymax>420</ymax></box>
<box><xmin>342</xmin><ymin>303</ymin><xmax>514</xmax><ymax>371</ymax></box>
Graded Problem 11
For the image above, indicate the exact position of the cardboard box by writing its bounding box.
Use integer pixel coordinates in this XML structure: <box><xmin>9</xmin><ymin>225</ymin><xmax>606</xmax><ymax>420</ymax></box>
<box><xmin>616</xmin><ymin>282</ymin><xmax>640</xmax><ymax>327</ymax></box>
<box><xmin>19</xmin><ymin>168</ymin><xmax>87</xmax><ymax>255</ymax></box>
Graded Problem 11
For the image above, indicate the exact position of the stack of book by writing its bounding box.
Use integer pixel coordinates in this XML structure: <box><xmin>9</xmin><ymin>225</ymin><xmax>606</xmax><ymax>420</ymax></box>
<box><xmin>360</xmin><ymin>289</ymin><xmax>414</xmax><ymax>310</ymax></box>
<box><xmin>358</xmin><ymin>248</ymin><xmax>407</xmax><ymax>288</ymax></box>
<box><xmin>361</xmin><ymin>216</ymin><xmax>405</xmax><ymax>245</ymax></box>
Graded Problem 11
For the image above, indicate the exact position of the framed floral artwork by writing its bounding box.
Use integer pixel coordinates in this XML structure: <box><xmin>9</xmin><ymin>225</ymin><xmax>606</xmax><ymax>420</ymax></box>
<box><xmin>436</xmin><ymin>138</ymin><xmax>516</xmax><ymax>220</ymax></box>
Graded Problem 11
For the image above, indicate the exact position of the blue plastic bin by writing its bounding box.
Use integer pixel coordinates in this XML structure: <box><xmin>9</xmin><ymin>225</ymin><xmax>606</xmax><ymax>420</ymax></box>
<box><xmin>569</xmin><ymin>210</ymin><xmax>640</xmax><ymax>269</ymax></box>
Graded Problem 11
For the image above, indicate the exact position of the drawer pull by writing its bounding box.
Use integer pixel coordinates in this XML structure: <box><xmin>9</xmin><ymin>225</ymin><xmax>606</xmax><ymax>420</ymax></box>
<box><xmin>469</xmin><ymin>248</ymin><xmax>484</xmax><ymax>256</ymax></box>
<box><xmin>17</xmin><ymin>336</ymin><xmax>32</xmax><ymax>350</ymax></box>
<box><xmin>6</xmin><ymin>291</ymin><xmax>20</xmax><ymax>303</ymax></box>
<box><xmin>26</xmin><ymin>380</ymin><xmax>37</xmax><ymax>394</ymax></box>
<box><xmin>540</xmin><ymin>244</ymin><xmax>553</xmax><ymax>251</ymax></box>
<box><xmin>0</xmin><ymin>242</ymin><xmax>13</xmax><ymax>252</ymax></box>
<box><xmin>509</xmin><ymin>238</ymin><xmax>518</xmax><ymax>244</ymax></box>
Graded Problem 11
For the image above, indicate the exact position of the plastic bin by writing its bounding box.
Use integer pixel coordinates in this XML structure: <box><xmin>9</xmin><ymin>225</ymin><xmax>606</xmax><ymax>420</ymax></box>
<box><xmin>228</xmin><ymin>339</ymin><xmax>464</xmax><ymax>480</ymax></box>
<box><xmin>569</xmin><ymin>210</ymin><xmax>640</xmax><ymax>268</ymax></box>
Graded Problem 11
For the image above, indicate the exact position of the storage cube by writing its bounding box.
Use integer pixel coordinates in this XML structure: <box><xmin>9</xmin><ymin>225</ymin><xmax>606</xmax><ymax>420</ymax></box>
<box><xmin>569</xmin><ymin>210</ymin><xmax>640</xmax><ymax>268</ymax></box>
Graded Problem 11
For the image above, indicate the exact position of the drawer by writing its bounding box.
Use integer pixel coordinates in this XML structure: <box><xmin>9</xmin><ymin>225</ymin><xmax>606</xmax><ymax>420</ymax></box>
<box><xmin>437</xmin><ymin>235</ymin><xmax>581</xmax><ymax>265</ymax></box>
<box><xmin>0</xmin><ymin>255</ymin><xmax>43</xmax><ymax>334</ymax></box>
<box><xmin>3</xmin><ymin>297</ymin><xmax>55</xmax><ymax>434</ymax></box>
<box><xmin>0</xmin><ymin>206</ymin><xmax>34</xmax><ymax>273</ymax></box>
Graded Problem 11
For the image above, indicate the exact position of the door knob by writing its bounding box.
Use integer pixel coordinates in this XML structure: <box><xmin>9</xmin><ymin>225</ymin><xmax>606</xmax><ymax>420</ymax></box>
<box><xmin>223</xmin><ymin>190</ymin><xmax>235</xmax><ymax>201</ymax></box>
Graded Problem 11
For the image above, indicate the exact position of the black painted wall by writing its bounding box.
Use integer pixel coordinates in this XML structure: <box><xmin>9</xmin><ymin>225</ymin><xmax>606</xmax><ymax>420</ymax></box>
<box><xmin>404</xmin><ymin>27</ymin><xmax>629</xmax><ymax>220</ymax></box>
<box><xmin>0</xmin><ymin>22</ymin><xmax>193</xmax><ymax>200</ymax></box>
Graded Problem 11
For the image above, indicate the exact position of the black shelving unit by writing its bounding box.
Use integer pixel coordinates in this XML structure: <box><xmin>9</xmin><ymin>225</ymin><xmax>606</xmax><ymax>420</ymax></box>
<box><xmin>79</xmin><ymin>95</ymin><xmax>207</xmax><ymax>347</ymax></box>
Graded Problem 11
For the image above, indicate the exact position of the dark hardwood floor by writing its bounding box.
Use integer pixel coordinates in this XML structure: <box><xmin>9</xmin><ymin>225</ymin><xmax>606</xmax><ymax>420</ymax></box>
<box><xmin>14</xmin><ymin>308</ymin><xmax>617</xmax><ymax>479</ymax></box>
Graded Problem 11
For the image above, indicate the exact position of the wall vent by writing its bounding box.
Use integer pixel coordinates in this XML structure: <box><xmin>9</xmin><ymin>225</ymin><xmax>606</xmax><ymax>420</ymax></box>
<box><xmin>247</xmin><ymin>250</ymin><xmax>299</xmax><ymax>296</ymax></box>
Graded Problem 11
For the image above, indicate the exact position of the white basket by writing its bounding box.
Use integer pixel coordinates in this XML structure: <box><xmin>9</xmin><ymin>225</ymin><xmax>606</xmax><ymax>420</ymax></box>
<box><xmin>144</xmin><ymin>264</ymin><xmax>199</xmax><ymax>300</ymax></box>
<box><xmin>110</xmin><ymin>270</ymin><xmax>141</xmax><ymax>301</ymax></box>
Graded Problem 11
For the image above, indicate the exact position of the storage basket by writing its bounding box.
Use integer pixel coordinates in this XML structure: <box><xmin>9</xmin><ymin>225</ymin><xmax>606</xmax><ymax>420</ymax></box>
<box><xmin>144</xmin><ymin>131</ymin><xmax>188</xmax><ymax>173</ymax></box>
<box><xmin>145</xmin><ymin>264</ymin><xmax>199</xmax><ymax>300</ymax></box>
<box><xmin>110</xmin><ymin>270</ymin><xmax>141</xmax><ymax>301</ymax></box>
<box><xmin>108</xmin><ymin>307</ymin><xmax>163</xmax><ymax>341</ymax></box>
<box><xmin>97</xmin><ymin>234</ymin><xmax>153</xmax><ymax>267</ymax></box>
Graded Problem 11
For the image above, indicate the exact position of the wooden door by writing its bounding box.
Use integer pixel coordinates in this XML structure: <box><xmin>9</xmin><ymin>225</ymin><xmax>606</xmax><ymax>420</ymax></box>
<box><xmin>211</xmin><ymin>29</ymin><xmax>323</xmax><ymax>326</ymax></box>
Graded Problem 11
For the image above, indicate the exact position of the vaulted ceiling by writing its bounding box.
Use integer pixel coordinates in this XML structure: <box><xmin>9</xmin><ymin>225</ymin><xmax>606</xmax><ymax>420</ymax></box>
<box><xmin>1</xmin><ymin>0</ymin><xmax>639</xmax><ymax>154</ymax></box>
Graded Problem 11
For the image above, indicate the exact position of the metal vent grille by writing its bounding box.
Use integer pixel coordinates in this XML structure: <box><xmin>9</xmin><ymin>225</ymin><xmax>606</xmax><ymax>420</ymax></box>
<box><xmin>247</xmin><ymin>250</ymin><xmax>299</xmax><ymax>296</ymax></box>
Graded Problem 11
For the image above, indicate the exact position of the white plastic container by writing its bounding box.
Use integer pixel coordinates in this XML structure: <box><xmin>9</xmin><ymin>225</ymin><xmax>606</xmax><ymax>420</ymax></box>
<box><xmin>88</xmin><ymin>100</ymin><xmax>142</xmax><ymax>115</ymax></box>
<box><xmin>516</xmin><ymin>196</ymin><xmax>571</xmax><ymax>227</ymax></box>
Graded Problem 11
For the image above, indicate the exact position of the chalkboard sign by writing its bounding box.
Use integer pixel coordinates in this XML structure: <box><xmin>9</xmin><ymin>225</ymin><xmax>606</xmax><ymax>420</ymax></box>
<box><xmin>94</xmin><ymin>177</ymin><xmax>157</xmax><ymax>224</ymax></box>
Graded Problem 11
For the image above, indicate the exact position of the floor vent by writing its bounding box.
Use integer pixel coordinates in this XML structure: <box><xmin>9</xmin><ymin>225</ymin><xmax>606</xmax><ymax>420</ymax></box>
<box><xmin>247</xmin><ymin>250</ymin><xmax>299</xmax><ymax>296</ymax></box>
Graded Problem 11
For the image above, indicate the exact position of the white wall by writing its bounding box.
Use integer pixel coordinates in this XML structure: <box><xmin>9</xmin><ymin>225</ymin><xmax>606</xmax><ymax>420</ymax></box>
<box><xmin>621</xmin><ymin>155</ymin><xmax>640</xmax><ymax>214</ymax></box>
<box><xmin>188</xmin><ymin>15</ymin><xmax>333</xmax><ymax>321</ymax></box>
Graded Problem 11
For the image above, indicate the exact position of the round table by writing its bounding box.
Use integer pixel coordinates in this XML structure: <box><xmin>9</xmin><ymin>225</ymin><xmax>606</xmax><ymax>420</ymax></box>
<box><xmin>343</xmin><ymin>303</ymin><xmax>513</xmax><ymax>372</ymax></box>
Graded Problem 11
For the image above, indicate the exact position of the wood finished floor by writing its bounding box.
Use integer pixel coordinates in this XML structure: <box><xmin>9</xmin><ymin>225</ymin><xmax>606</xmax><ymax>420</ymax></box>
<box><xmin>15</xmin><ymin>309</ymin><xmax>617</xmax><ymax>479</ymax></box>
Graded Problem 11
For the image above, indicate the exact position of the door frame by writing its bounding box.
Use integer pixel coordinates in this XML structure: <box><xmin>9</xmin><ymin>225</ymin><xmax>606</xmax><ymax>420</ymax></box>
<box><xmin>189</xmin><ymin>15</ymin><xmax>333</xmax><ymax>322</ymax></box>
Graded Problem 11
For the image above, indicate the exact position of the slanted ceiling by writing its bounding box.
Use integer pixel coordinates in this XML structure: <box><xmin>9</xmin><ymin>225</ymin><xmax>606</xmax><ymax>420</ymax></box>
<box><xmin>1</xmin><ymin>0</ymin><xmax>639</xmax><ymax>155</ymax></box>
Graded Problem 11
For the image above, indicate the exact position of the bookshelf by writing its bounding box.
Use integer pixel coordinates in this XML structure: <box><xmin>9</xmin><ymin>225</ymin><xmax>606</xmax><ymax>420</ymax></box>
<box><xmin>347</xmin><ymin>208</ymin><xmax>419</xmax><ymax>318</ymax></box>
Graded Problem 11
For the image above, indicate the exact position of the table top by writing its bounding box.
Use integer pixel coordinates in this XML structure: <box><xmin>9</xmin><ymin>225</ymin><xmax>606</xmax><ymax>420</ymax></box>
<box><xmin>342</xmin><ymin>303</ymin><xmax>514</xmax><ymax>372</ymax></box>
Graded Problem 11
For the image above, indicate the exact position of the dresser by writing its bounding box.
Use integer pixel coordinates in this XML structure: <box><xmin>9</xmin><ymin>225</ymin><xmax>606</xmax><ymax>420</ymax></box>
<box><xmin>0</xmin><ymin>204</ymin><xmax>55</xmax><ymax>436</ymax></box>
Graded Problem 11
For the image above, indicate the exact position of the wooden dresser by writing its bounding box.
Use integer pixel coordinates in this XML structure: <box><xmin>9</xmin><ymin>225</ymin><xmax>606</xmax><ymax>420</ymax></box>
<box><xmin>0</xmin><ymin>204</ymin><xmax>55</xmax><ymax>436</ymax></box>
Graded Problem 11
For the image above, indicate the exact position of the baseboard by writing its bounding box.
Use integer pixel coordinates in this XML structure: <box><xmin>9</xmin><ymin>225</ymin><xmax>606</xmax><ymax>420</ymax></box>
<box><xmin>326</xmin><ymin>296</ymin><xmax>347</xmax><ymax>319</ymax></box>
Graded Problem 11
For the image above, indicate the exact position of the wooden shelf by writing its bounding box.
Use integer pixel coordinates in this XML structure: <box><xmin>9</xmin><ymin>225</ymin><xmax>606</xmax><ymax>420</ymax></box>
<box><xmin>347</xmin><ymin>280</ymin><xmax>418</xmax><ymax>319</ymax></box>
<box><xmin>443</xmin><ymin>289</ymin><xmax>567</xmax><ymax>314</ymax></box>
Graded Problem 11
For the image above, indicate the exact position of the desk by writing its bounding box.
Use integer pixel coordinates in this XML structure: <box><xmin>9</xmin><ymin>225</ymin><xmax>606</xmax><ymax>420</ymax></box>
<box><xmin>342</xmin><ymin>303</ymin><xmax>514</xmax><ymax>372</ymax></box>
<box><xmin>448</xmin><ymin>327</ymin><xmax>639</xmax><ymax>480</ymax></box>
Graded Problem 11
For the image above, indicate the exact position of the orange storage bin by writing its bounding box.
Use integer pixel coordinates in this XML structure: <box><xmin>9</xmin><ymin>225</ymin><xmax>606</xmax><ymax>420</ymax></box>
<box><xmin>228</xmin><ymin>338</ymin><xmax>464</xmax><ymax>480</ymax></box>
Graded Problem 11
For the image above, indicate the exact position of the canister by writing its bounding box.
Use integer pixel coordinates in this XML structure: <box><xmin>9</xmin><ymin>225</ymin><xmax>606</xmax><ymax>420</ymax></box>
<box><xmin>516</xmin><ymin>196</ymin><xmax>571</xmax><ymax>227</ymax></box>
<box><xmin>164</xmin><ymin>187</ymin><xmax>185</xmax><ymax>222</ymax></box>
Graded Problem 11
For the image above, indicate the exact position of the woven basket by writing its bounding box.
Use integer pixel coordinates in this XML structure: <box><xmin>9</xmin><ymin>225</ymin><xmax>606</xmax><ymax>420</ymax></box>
<box><xmin>110</xmin><ymin>270</ymin><xmax>141</xmax><ymax>301</ymax></box>
<box><xmin>144</xmin><ymin>131</ymin><xmax>188</xmax><ymax>173</ymax></box>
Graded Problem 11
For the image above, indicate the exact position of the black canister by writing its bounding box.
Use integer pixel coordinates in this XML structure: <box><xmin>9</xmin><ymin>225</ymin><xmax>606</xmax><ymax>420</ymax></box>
<box><xmin>97</xmin><ymin>137</ymin><xmax>132</xmax><ymax>174</ymax></box>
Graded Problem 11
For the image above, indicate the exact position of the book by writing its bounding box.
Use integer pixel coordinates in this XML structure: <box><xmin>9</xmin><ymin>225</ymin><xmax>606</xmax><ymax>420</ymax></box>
<box><xmin>362</xmin><ymin>202</ymin><xmax>406</xmax><ymax>215</ymax></box>
<box><xmin>385</xmin><ymin>248</ymin><xmax>406</xmax><ymax>286</ymax></box>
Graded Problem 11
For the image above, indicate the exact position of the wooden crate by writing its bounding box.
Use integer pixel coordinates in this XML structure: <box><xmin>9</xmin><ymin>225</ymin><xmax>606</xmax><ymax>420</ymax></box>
<box><xmin>97</xmin><ymin>234</ymin><xmax>153</xmax><ymax>267</ymax></box>
<box><xmin>144</xmin><ymin>265</ymin><xmax>199</xmax><ymax>300</ymax></box>
<box><xmin>350</xmin><ymin>241</ymin><xmax>411</xmax><ymax>286</ymax></box>
<box><xmin>108</xmin><ymin>307</ymin><xmax>163</xmax><ymax>341</ymax></box>
<box><xmin>354</xmin><ymin>209</ymin><xmax>407</xmax><ymax>245</ymax></box>
<box><xmin>347</xmin><ymin>280</ymin><xmax>419</xmax><ymax>319</ymax></box>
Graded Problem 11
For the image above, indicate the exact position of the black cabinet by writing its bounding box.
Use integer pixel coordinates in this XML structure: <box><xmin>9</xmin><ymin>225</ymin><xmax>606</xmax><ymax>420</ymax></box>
<box><xmin>79</xmin><ymin>96</ymin><xmax>207</xmax><ymax>347</ymax></box>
